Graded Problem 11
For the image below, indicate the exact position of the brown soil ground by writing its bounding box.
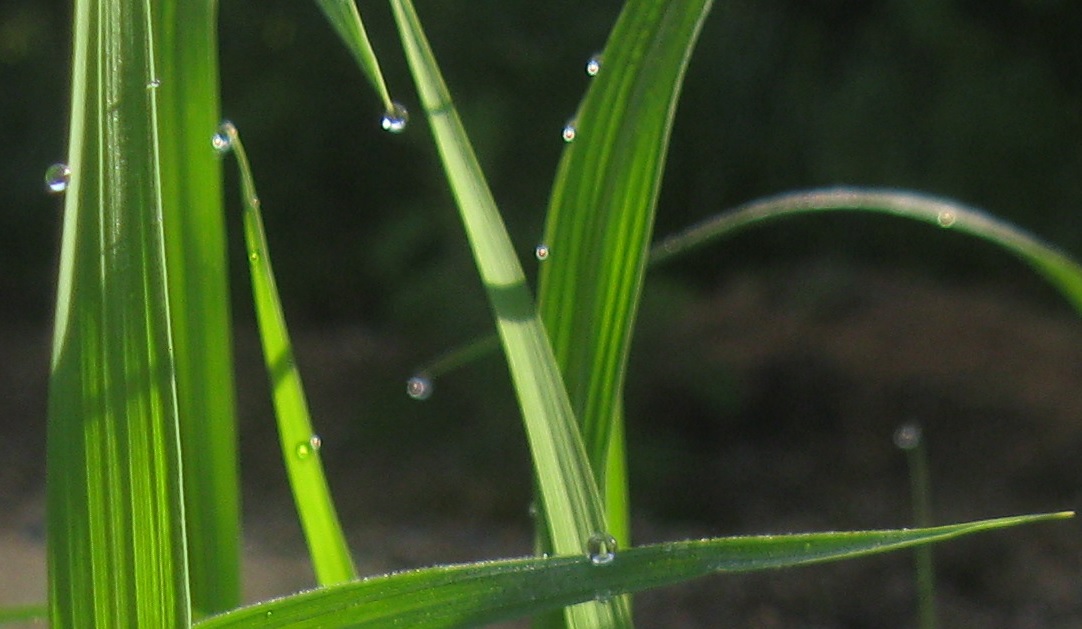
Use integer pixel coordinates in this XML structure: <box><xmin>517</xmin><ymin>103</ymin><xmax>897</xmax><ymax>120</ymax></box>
<box><xmin>2</xmin><ymin>260</ymin><xmax>1080</xmax><ymax>628</ymax></box>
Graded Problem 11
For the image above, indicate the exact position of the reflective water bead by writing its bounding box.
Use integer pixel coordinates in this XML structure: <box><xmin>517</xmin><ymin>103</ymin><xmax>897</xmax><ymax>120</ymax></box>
<box><xmin>936</xmin><ymin>210</ymin><xmax>956</xmax><ymax>228</ymax></box>
<box><xmin>535</xmin><ymin>244</ymin><xmax>550</xmax><ymax>261</ymax></box>
<box><xmin>893</xmin><ymin>422</ymin><xmax>922</xmax><ymax>451</ymax></box>
<box><xmin>381</xmin><ymin>101</ymin><xmax>409</xmax><ymax>133</ymax></box>
<box><xmin>585</xmin><ymin>55</ymin><xmax>602</xmax><ymax>77</ymax></box>
<box><xmin>561</xmin><ymin>122</ymin><xmax>577</xmax><ymax>143</ymax></box>
<box><xmin>146</xmin><ymin>78</ymin><xmax>161</xmax><ymax>89</ymax></box>
<box><xmin>211</xmin><ymin>121</ymin><xmax>235</xmax><ymax>154</ymax></box>
<box><xmin>587</xmin><ymin>532</ymin><xmax>617</xmax><ymax>565</ymax></box>
<box><xmin>406</xmin><ymin>375</ymin><xmax>432</xmax><ymax>400</ymax></box>
<box><xmin>44</xmin><ymin>163</ymin><xmax>71</xmax><ymax>194</ymax></box>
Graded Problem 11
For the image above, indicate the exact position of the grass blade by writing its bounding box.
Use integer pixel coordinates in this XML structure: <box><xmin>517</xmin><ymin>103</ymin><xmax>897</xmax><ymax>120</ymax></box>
<box><xmin>315</xmin><ymin>0</ymin><xmax>398</xmax><ymax>114</ymax></box>
<box><xmin>155</xmin><ymin>0</ymin><xmax>242</xmax><ymax>614</ymax></box>
<box><xmin>651</xmin><ymin>187</ymin><xmax>1082</xmax><ymax>314</ymax></box>
<box><xmin>195</xmin><ymin>512</ymin><xmax>1071</xmax><ymax>629</ymax></box>
<box><xmin>388</xmin><ymin>1</ymin><xmax>625</xmax><ymax>626</ymax></box>
<box><xmin>47</xmin><ymin>0</ymin><xmax>190</xmax><ymax>625</ymax></box>
<box><xmin>219</xmin><ymin>123</ymin><xmax>357</xmax><ymax>585</ymax></box>
<box><xmin>538</xmin><ymin>0</ymin><xmax>714</xmax><ymax>547</ymax></box>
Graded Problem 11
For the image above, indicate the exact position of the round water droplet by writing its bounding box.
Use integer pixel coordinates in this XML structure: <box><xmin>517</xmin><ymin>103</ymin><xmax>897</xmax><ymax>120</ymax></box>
<box><xmin>587</xmin><ymin>532</ymin><xmax>617</xmax><ymax>565</ymax></box>
<box><xmin>381</xmin><ymin>101</ymin><xmax>409</xmax><ymax>133</ymax></box>
<box><xmin>248</xmin><ymin>251</ymin><xmax>260</xmax><ymax>263</ymax></box>
<box><xmin>585</xmin><ymin>55</ymin><xmax>602</xmax><ymax>77</ymax></box>
<box><xmin>893</xmin><ymin>422</ymin><xmax>922</xmax><ymax>450</ymax></box>
<box><xmin>561</xmin><ymin>122</ymin><xmax>577</xmax><ymax>143</ymax></box>
<box><xmin>295</xmin><ymin>434</ymin><xmax>321</xmax><ymax>459</ymax></box>
<box><xmin>44</xmin><ymin>163</ymin><xmax>71</xmax><ymax>194</ymax></box>
<box><xmin>936</xmin><ymin>210</ymin><xmax>956</xmax><ymax>228</ymax></box>
<box><xmin>406</xmin><ymin>375</ymin><xmax>432</xmax><ymax>400</ymax></box>
<box><xmin>535</xmin><ymin>244</ymin><xmax>550</xmax><ymax>261</ymax></box>
<box><xmin>211</xmin><ymin>122</ymin><xmax>234</xmax><ymax>154</ymax></box>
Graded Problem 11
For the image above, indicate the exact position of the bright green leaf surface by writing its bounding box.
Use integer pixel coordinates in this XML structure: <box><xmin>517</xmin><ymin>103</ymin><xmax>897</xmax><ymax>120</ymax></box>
<box><xmin>538</xmin><ymin>0</ymin><xmax>714</xmax><ymax>548</ymax></box>
<box><xmin>47</xmin><ymin>0</ymin><xmax>190</xmax><ymax>626</ymax></box>
<box><xmin>224</xmin><ymin>123</ymin><xmax>357</xmax><ymax>586</ymax></box>
<box><xmin>651</xmin><ymin>187</ymin><xmax>1082</xmax><ymax>315</ymax></box>
<box><xmin>155</xmin><ymin>0</ymin><xmax>242</xmax><ymax>614</ymax></box>
<box><xmin>195</xmin><ymin>512</ymin><xmax>1070</xmax><ymax>629</ymax></box>
<box><xmin>388</xmin><ymin>1</ymin><xmax>625</xmax><ymax>626</ymax></box>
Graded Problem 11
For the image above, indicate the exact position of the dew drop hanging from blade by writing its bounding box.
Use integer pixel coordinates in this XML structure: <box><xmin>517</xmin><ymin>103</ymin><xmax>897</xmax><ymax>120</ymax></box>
<box><xmin>44</xmin><ymin>163</ymin><xmax>71</xmax><ymax>194</ymax></box>
<box><xmin>406</xmin><ymin>375</ymin><xmax>432</xmax><ymax>400</ymax></box>
<box><xmin>381</xmin><ymin>101</ymin><xmax>409</xmax><ymax>133</ymax></box>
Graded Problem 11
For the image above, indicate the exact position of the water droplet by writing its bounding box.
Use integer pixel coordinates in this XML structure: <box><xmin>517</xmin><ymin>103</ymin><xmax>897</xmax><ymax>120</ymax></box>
<box><xmin>893</xmin><ymin>422</ymin><xmax>922</xmax><ymax>450</ymax></box>
<box><xmin>381</xmin><ymin>101</ymin><xmax>409</xmax><ymax>133</ymax></box>
<box><xmin>535</xmin><ymin>244</ymin><xmax>550</xmax><ymax>261</ymax></box>
<box><xmin>44</xmin><ymin>163</ymin><xmax>71</xmax><ymax>194</ymax></box>
<box><xmin>295</xmin><ymin>434</ymin><xmax>321</xmax><ymax>460</ymax></box>
<box><xmin>146</xmin><ymin>78</ymin><xmax>161</xmax><ymax>89</ymax></box>
<box><xmin>585</xmin><ymin>55</ymin><xmax>602</xmax><ymax>77</ymax></box>
<box><xmin>248</xmin><ymin>251</ymin><xmax>260</xmax><ymax>263</ymax></box>
<box><xmin>587</xmin><ymin>532</ymin><xmax>617</xmax><ymax>565</ymax></box>
<box><xmin>212</xmin><ymin>121</ymin><xmax>234</xmax><ymax>154</ymax></box>
<box><xmin>406</xmin><ymin>375</ymin><xmax>432</xmax><ymax>400</ymax></box>
<box><xmin>561</xmin><ymin>122</ymin><xmax>577</xmax><ymax>143</ymax></box>
<box><xmin>936</xmin><ymin>210</ymin><xmax>956</xmax><ymax>228</ymax></box>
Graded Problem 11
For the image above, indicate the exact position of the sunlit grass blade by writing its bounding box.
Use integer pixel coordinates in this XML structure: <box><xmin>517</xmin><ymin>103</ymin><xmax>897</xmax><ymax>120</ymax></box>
<box><xmin>220</xmin><ymin>122</ymin><xmax>356</xmax><ymax>585</ymax></box>
<box><xmin>538</xmin><ymin>0</ymin><xmax>714</xmax><ymax>548</ymax></box>
<box><xmin>652</xmin><ymin>187</ymin><xmax>1082</xmax><ymax>314</ymax></box>
<box><xmin>46</xmin><ymin>0</ymin><xmax>190</xmax><ymax>626</ymax></box>
<box><xmin>387</xmin><ymin>1</ymin><xmax>625</xmax><ymax>626</ymax></box>
<box><xmin>155</xmin><ymin>0</ymin><xmax>242</xmax><ymax>615</ymax></box>
<box><xmin>316</xmin><ymin>0</ymin><xmax>397</xmax><ymax>114</ymax></box>
<box><xmin>194</xmin><ymin>512</ymin><xmax>1071</xmax><ymax>629</ymax></box>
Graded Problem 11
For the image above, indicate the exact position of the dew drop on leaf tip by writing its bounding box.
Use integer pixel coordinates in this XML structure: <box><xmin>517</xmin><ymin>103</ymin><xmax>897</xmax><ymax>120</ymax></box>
<box><xmin>587</xmin><ymin>532</ymin><xmax>617</xmax><ymax>565</ymax></box>
<box><xmin>893</xmin><ymin>422</ymin><xmax>922</xmax><ymax>450</ymax></box>
<box><xmin>561</xmin><ymin>123</ymin><xmax>577</xmax><ymax>143</ymax></box>
<box><xmin>406</xmin><ymin>375</ymin><xmax>432</xmax><ymax>400</ymax></box>
<box><xmin>381</xmin><ymin>101</ymin><xmax>409</xmax><ymax>133</ymax></box>
<box><xmin>44</xmin><ymin>163</ymin><xmax>71</xmax><ymax>194</ymax></box>
<box><xmin>211</xmin><ymin>121</ymin><xmax>234</xmax><ymax>154</ymax></box>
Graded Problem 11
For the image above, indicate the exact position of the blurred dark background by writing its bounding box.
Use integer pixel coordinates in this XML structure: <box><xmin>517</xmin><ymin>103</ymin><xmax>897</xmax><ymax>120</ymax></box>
<box><xmin>2</xmin><ymin>0</ymin><xmax>1082</xmax><ymax>626</ymax></box>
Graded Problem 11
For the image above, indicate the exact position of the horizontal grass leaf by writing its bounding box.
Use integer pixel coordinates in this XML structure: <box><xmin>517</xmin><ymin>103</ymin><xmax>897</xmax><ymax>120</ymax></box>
<box><xmin>194</xmin><ymin>512</ymin><xmax>1071</xmax><ymax>629</ymax></box>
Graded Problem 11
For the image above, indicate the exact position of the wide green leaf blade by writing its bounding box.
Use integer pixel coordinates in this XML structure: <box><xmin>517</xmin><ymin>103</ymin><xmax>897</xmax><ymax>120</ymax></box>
<box><xmin>47</xmin><ymin>0</ymin><xmax>190</xmax><ymax>625</ymax></box>
<box><xmin>194</xmin><ymin>512</ymin><xmax>1070</xmax><ymax>629</ymax></box>
<box><xmin>538</xmin><ymin>0</ymin><xmax>714</xmax><ymax>547</ymax></box>
<box><xmin>220</xmin><ymin>123</ymin><xmax>357</xmax><ymax>585</ymax></box>
<box><xmin>387</xmin><ymin>1</ymin><xmax>625</xmax><ymax>626</ymax></box>
<box><xmin>651</xmin><ymin>187</ymin><xmax>1082</xmax><ymax>314</ymax></box>
<box><xmin>155</xmin><ymin>0</ymin><xmax>242</xmax><ymax>615</ymax></box>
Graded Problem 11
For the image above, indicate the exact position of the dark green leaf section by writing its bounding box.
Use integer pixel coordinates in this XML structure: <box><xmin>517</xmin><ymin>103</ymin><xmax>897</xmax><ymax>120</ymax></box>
<box><xmin>651</xmin><ymin>187</ymin><xmax>1082</xmax><ymax>314</ymax></box>
<box><xmin>47</xmin><ymin>0</ymin><xmax>189</xmax><ymax>626</ymax></box>
<box><xmin>537</xmin><ymin>0</ymin><xmax>714</xmax><ymax>544</ymax></box>
<box><xmin>195</xmin><ymin>512</ymin><xmax>1070</xmax><ymax>629</ymax></box>
<box><xmin>156</xmin><ymin>0</ymin><xmax>242</xmax><ymax>615</ymax></box>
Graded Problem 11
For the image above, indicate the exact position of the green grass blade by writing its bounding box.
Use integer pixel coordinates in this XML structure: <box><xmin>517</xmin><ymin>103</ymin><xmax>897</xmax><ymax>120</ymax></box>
<box><xmin>387</xmin><ymin>1</ymin><xmax>625</xmax><ymax>626</ymax></box>
<box><xmin>219</xmin><ymin>123</ymin><xmax>357</xmax><ymax>585</ymax></box>
<box><xmin>194</xmin><ymin>512</ymin><xmax>1071</xmax><ymax>629</ymax></box>
<box><xmin>651</xmin><ymin>187</ymin><xmax>1082</xmax><ymax>314</ymax></box>
<box><xmin>47</xmin><ymin>0</ymin><xmax>190</xmax><ymax>626</ymax></box>
<box><xmin>155</xmin><ymin>0</ymin><xmax>242</xmax><ymax>615</ymax></box>
<box><xmin>0</xmin><ymin>605</ymin><xmax>47</xmax><ymax>625</ymax></box>
<box><xmin>316</xmin><ymin>0</ymin><xmax>397</xmax><ymax>113</ymax></box>
<box><xmin>538</xmin><ymin>0</ymin><xmax>714</xmax><ymax>546</ymax></box>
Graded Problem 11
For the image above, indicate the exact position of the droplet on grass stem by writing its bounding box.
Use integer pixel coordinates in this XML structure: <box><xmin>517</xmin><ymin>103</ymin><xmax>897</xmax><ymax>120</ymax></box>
<box><xmin>893</xmin><ymin>422</ymin><xmax>922</xmax><ymax>450</ymax></box>
<box><xmin>585</xmin><ymin>54</ymin><xmax>602</xmax><ymax>77</ymax></box>
<box><xmin>212</xmin><ymin>121</ymin><xmax>235</xmax><ymax>154</ymax></box>
<box><xmin>44</xmin><ymin>163</ymin><xmax>71</xmax><ymax>194</ymax></box>
<box><xmin>295</xmin><ymin>434</ymin><xmax>322</xmax><ymax>459</ymax></box>
<box><xmin>535</xmin><ymin>244</ymin><xmax>550</xmax><ymax>261</ymax></box>
<box><xmin>936</xmin><ymin>210</ymin><xmax>956</xmax><ymax>228</ymax></box>
<box><xmin>406</xmin><ymin>375</ymin><xmax>432</xmax><ymax>400</ymax></box>
<box><xmin>561</xmin><ymin>121</ymin><xmax>577</xmax><ymax>143</ymax></box>
<box><xmin>587</xmin><ymin>532</ymin><xmax>617</xmax><ymax>565</ymax></box>
<box><xmin>381</xmin><ymin>101</ymin><xmax>409</xmax><ymax>133</ymax></box>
